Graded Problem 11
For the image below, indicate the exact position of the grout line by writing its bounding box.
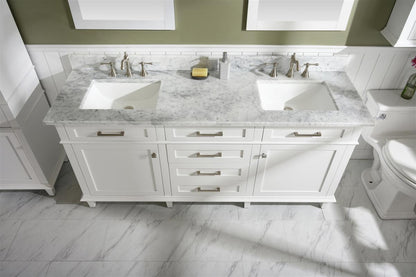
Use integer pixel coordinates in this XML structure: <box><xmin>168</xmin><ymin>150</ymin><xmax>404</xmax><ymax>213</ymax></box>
<box><xmin>43</xmin><ymin>261</ymin><xmax>52</xmax><ymax>277</ymax></box>
<box><xmin>3</xmin><ymin>220</ymin><xmax>24</xmax><ymax>260</ymax></box>
<box><xmin>395</xmin><ymin>52</ymin><xmax>414</xmax><ymax>88</ymax></box>
<box><xmin>352</xmin><ymin>53</ymin><xmax>365</xmax><ymax>84</ymax></box>
<box><xmin>362</xmin><ymin>53</ymin><xmax>381</xmax><ymax>98</ymax></box>
<box><xmin>379</xmin><ymin>53</ymin><xmax>396</xmax><ymax>89</ymax></box>
<box><xmin>42</xmin><ymin>52</ymin><xmax>60</xmax><ymax>102</ymax></box>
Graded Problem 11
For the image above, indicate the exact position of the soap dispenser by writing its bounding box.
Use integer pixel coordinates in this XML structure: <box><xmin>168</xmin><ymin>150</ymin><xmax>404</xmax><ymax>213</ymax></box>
<box><xmin>219</xmin><ymin>52</ymin><xmax>230</xmax><ymax>80</ymax></box>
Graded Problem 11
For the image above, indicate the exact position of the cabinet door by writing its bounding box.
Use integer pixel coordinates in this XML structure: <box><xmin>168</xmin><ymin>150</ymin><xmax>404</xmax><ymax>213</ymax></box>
<box><xmin>73</xmin><ymin>143</ymin><xmax>164</xmax><ymax>196</ymax></box>
<box><xmin>254</xmin><ymin>144</ymin><xmax>345</xmax><ymax>196</ymax></box>
<box><xmin>0</xmin><ymin>131</ymin><xmax>37</xmax><ymax>185</ymax></box>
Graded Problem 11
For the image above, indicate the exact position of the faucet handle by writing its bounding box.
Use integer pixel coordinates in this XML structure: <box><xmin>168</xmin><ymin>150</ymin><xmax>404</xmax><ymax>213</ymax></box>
<box><xmin>301</xmin><ymin>63</ymin><xmax>319</xmax><ymax>78</ymax></box>
<box><xmin>139</xmin><ymin>61</ymin><xmax>153</xmax><ymax>77</ymax></box>
<box><xmin>121</xmin><ymin>52</ymin><xmax>129</xmax><ymax>70</ymax></box>
<box><xmin>125</xmin><ymin>60</ymin><xmax>132</xmax><ymax>78</ymax></box>
<box><xmin>100</xmin><ymin>61</ymin><xmax>116</xmax><ymax>77</ymax></box>
<box><xmin>268</xmin><ymin>62</ymin><xmax>279</xmax><ymax>78</ymax></box>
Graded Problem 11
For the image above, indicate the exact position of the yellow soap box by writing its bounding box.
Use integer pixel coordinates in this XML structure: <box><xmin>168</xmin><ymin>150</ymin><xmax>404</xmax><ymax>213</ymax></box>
<box><xmin>191</xmin><ymin>67</ymin><xmax>209</xmax><ymax>80</ymax></box>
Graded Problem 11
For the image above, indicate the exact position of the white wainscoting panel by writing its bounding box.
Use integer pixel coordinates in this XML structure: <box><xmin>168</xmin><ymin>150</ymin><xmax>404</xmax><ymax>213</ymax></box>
<box><xmin>343</xmin><ymin>47</ymin><xmax>416</xmax><ymax>99</ymax></box>
<box><xmin>28</xmin><ymin>51</ymin><xmax>60</xmax><ymax>104</ymax></box>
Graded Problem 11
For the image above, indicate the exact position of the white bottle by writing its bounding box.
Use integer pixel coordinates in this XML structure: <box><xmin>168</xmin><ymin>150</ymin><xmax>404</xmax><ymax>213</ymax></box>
<box><xmin>219</xmin><ymin>52</ymin><xmax>230</xmax><ymax>80</ymax></box>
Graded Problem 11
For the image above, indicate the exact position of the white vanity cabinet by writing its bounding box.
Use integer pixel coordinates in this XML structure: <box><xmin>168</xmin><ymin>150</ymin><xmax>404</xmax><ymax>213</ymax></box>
<box><xmin>58</xmin><ymin>124</ymin><xmax>361</xmax><ymax>207</ymax></box>
<box><xmin>254</xmin><ymin>127</ymin><xmax>359</xmax><ymax>200</ymax></box>
<box><xmin>72</xmin><ymin>143</ymin><xmax>164</xmax><ymax>197</ymax></box>
<box><xmin>165</xmin><ymin>127</ymin><xmax>257</xmax><ymax>199</ymax></box>
<box><xmin>58</xmin><ymin>125</ymin><xmax>165</xmax><ymax>206</ymax></box>
<box><xmin>254</xmin><ymin>144</ymin><xmax>346</xmax><ymax>197</ymax></box>
<box><xmin>167</xmin><ymin>144</ymin><xmax>254</xmax><ymax>196</ymax></box>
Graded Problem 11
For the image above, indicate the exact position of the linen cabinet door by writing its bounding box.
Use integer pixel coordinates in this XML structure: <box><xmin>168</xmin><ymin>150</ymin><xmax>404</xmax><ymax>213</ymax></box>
<box><xmin>0</xmin><ymin>131</ymin><xmax>37</xmax><ymax>186</ymax></box>
<box><xmin>254</xmin><ymin>144</ymin><xmax>346</xmax><ymax>196</ymax></box>
<box><xmin>72</xmin><ymin>143</ymin><xmax>164</xmax><ymax>196</ymax></box>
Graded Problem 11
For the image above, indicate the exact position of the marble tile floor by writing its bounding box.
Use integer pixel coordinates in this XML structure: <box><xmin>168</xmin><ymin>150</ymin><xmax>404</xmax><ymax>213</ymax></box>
<box><xmin>0</xmin><ymin>160</ymin><xmax>415</xmax><ymax>277</ymax></box>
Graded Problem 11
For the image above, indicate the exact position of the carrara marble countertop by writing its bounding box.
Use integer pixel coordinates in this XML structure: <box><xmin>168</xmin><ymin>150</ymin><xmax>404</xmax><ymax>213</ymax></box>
<box><xmin>44</xmin><ymin>65</ymin><xmax>374</xmax><ymax>127</ymax></box>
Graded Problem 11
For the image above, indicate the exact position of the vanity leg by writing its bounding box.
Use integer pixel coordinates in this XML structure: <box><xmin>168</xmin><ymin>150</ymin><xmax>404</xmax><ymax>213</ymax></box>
<box><xmin>166</xmin><ymin>201</ymin><xmax>173</xmax><ymax>208</ymax></box>
<box><xmin>243</xmin><ymin>202</ymin><xmax>251</xmax><ymax>209</ymax></box>
<box><xmin>87</xmin><ymin>201</ymin><xmax>96</xmax><ymax>208</ymax></box>
<box><xmin>45</xmin><ymin>188</ymin><xmax>55</xmax><ymax>196</ymax></box>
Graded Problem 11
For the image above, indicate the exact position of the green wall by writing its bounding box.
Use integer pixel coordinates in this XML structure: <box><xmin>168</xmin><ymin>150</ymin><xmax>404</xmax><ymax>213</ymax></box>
<box><xmin>7</xmin><ymin>0</ymin><xmax>395</xmax><ymax>46</ymax></box>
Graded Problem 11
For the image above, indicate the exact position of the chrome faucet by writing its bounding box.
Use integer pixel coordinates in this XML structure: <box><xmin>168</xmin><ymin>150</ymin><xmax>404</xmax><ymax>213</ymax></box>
<box><xmin>139</xmin><ymin>61</ymin><xmax>153</xmax><ymax>77</ymax></box>
<box><xmin>286</xmin><ymin>53</ymin><xmax>299</xmax><ymax>78</ymax></box>
<box><xmin>125</xmin><ymin>60</ymin><xmax>132</xmax><ymax>77</ymax></box>
<box><xmin>121</xmin><ymin>52</ymin><xmax>128</xmax><ymax>70</ymax></box>
<box><xmin>269</xmin><ymin>62</ymin><xmax>278</xmax><ymax>78</ymax></box>
<box><xmin>120</xmin><ymin>52</ymin><xmax>132</xmax><ymax>77</ymax></box>
<box><xmin>301</xmin><ymin>63</ymin><xmax>319</xmax><ymax>78</ymax></box>
<box><xmin>100</xmin><ymin>61</ymin><xmax>116</xmax><ymax>77</ymax></box>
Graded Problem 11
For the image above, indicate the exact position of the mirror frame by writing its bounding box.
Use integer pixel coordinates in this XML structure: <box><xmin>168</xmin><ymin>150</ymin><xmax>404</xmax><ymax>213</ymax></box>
<box><xmin>68</xmin><ymin>0</ymin><xmax>175</xmax><ymax>30</ymax></box>
<box><xmin>246</xmin><ymin>0</ymin><xmax>355</xmax><ymax>31</ymax></box>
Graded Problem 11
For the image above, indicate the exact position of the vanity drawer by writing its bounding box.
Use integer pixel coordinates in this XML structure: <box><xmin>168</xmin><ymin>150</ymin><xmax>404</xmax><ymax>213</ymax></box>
<box><xmin>263</xmin><ymin>128</ymin><xmax>345</xmax><ymax>142</ymax></box>
<box><xmin>65</xmin><ymin>125</ymin><xmax>156</xmax><ymax>141</ymax></box>
<box><xmin>165</xmin><ymin>127</ymin><xmax>254</xmax><ymax>142</ymax></box>
<box><xmin>169</xmin><ymin>164</ymin><xmax>248</xmax><ymax>195</ymax></box>
<box><xmin>166</xmin><ymin>144</ymin><xmax>252</xmax><ymax>164</ymax></box>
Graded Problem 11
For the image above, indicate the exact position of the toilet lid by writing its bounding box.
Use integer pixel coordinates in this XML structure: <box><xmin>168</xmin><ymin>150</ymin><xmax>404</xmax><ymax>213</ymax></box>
<box><xmin>385</xmin><ymin>138</ymin><xmax>416</xmax><ymax>183</ymax></box>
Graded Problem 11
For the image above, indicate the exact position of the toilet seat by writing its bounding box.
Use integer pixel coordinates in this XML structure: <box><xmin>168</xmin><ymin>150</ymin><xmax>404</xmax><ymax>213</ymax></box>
<box><xmin>382</xmin><ymin>138</ymin><xmax>416</xmax><ymax>188</ymax></box>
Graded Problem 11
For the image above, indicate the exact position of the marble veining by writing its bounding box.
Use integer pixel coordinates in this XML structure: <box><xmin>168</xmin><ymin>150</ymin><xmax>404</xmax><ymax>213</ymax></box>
<box><xmin>44</xmin><ymin>56</ymin><xmax>374</xmax><ymax>127</ymax></box>
<box><xmin>1</xmin><ymin>161</ymin><xmax>416</xmax><ymax>277</ymax></box>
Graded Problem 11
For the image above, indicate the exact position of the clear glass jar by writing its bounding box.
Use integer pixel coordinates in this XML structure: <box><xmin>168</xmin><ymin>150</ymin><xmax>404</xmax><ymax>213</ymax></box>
<box><xmin>401</xmin><ymin>73</ymin><xmax>416</xmax><ymax>100</ymax></box>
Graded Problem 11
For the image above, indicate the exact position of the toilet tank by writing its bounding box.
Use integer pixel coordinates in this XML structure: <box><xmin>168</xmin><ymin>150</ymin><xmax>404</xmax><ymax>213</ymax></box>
<box><xmin>366</xmin><ymin>89</ymin><xmax>416</xmax><ymax>138</ymax></box>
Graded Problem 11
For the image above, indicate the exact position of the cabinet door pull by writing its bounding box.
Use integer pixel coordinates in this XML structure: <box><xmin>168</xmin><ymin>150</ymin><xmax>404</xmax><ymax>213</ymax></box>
<box><xmin>197</xmin><ymin>187</ymin><xmax>221</xmax><ymax>192</ymax></box>
<box><xmin>293</xmin><ymin>131</ymin><xmax>321</xmax><ymax>137</ymax></box>
<box><xmin>195</xmin><ymin>131</ymin><xmax>223</xmax><ymax>137</ymax></box>
<box><xmin>97</xmin><ymin>131</ymin><xmax>125</xmax><ymax>137</ymax></box>
<box><xmin>196</xmin><ymin>170</ymin><xmax>221</xmax><ymax>176</ymax></box>
<box><xmin>195</xmin><ymin>152</ymin><xmax>222</xmax><ymax>158</ymax></box>
<box><xmin>151</xmin><ymin>153</ymin><xmax>157</xmax><ymax>158</ymax></box>
<box><xmin>261</xmin><ymin>153</ymin><xmax>267</xmax><ymax>158</ymax></box>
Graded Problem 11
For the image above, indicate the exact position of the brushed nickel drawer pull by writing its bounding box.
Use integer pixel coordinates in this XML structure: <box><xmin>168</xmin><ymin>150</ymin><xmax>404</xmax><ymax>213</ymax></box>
<box><xmin>196</xmin><ymin>170</ymin><xmax>221</xmax><ymax>176</ymax></box>
<box><xmin>197</xmin><ymin>187</ymin><xmax>221</xmax><ymax>192</ymax></box>
<box><xmin>195</xmin><ymin>131</ymin><xmax>223</xmax><ymax>137</ymax></box>
<box><xmin>293</xmin><ymin>131</ymin><xmax>322</xmax><ymax>137</ymax></box>
<box><xmin>195</xmin><ymin>152</ymin><xmax>222</xmax><ymax>158</ymax></box>
<box><xmin>97</xmin><ymin>131</ymin><xmax>125</xmax><ymax>137</ymax></box>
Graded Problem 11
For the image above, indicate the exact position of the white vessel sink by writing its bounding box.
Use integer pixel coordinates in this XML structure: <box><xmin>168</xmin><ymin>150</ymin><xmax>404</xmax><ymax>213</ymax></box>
<box><xmin>80</xmin><ymin>80</ymin><xmax>161</xmax><ymax>110</ymax></box>
<box><xmin>256</xmin><ymin>80</ymin><xmax>337</xmax><ymax>111</ymax></box>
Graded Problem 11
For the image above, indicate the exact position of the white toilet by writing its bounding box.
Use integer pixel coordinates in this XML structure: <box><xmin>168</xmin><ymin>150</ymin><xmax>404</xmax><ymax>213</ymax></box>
<box><xmin>361</xmin><ymin>89</ymin><xmax>416</xmax><ymax>219</ymax></box>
